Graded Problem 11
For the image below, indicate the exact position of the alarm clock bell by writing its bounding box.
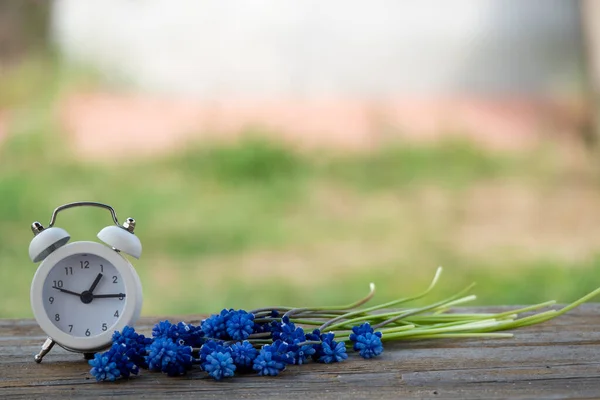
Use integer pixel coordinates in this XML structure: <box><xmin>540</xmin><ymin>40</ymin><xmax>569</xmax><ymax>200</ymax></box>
<box><xmin>29</xmin><ymin>210</ymin><xmax>142</xmax><ymax>262</ymax></box>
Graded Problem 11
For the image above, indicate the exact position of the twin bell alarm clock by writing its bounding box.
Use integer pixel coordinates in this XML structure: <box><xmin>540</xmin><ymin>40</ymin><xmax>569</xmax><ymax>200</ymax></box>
<box><xmin>28</xmin><ymin>202</ymin><xmax>143</xmax><ymax>363</ymax></box>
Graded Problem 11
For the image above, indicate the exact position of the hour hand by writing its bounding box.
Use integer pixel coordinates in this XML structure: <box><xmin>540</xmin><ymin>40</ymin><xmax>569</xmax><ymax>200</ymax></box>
<box><xmin>52</xmin><ymin>286</ymin><xmax>81</xmax><ymax>296</ymax></box>
<box><xmin>93</xmin><ymin>293</ymin><xmax>126</xmax><ymax>299</ymax></box>
<box><xmin>87</xmin><ymin>273</ymin><xmax>103</xmax><ymax>293</ymax></box>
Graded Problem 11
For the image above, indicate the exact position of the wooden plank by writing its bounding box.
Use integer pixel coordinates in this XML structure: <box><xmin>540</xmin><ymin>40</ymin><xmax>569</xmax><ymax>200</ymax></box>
<box><xmin>1</xmin><ymin>304</ymin><xmax>599</xmax><ymax>399</ymax></box>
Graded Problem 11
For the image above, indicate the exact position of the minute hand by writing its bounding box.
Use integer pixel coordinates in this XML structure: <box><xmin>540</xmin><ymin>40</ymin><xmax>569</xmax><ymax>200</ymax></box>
<box><xmin>52</xmin><ymin>286</ymin><xmax>82</xmax><ymax>296</ymax></box>
<box><xmin>93</xmin><ymin>293</ymin><xmax>126</xmax><ymax>298</ymax></box>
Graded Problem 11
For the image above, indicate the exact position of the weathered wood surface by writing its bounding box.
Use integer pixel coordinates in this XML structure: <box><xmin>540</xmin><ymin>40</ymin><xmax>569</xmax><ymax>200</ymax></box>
<box><xmin>1</xmin><ymin>304</ymin><xmax>600</xmax><ymax>399</ymax></box>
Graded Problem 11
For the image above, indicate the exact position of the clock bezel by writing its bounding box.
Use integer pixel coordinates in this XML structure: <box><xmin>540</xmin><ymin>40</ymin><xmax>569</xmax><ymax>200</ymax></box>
<box><xmin>30</xmin><ymin>241</ymin><xmax>142</xmax><ymax>352</ymax></box>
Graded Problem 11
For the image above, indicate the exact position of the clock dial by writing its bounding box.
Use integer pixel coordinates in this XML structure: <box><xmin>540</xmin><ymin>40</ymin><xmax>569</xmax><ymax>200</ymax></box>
<box><xmin>42</xmin><ymin>253</ymin><xmax>126</xmax><ymax>338</ymax></box>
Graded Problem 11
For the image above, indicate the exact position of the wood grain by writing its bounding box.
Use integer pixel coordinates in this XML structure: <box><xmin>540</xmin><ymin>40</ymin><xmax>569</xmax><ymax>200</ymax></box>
<box><xmin>1</xmin><ymin>304</ymin><xmax>600</xmax><ymax>399</ymax></box>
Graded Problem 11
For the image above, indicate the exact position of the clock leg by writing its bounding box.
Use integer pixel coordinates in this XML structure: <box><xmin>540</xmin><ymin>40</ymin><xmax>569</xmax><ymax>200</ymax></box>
<box><xmin>34</xmin><ymin>337</ymin><xmax>55</xmax><ymax>363</ymax></box>
<box><xmin>83</xmin><ymin>352</ymin><xmax>95</xmax><ymax>360</ymax></box>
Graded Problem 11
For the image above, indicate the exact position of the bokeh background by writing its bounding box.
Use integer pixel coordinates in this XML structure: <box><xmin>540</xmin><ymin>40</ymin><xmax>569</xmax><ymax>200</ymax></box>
<box><xmin>2</xmin><ymin>0</ymin><xmax>600</xmax><ymax>318</ymax></box>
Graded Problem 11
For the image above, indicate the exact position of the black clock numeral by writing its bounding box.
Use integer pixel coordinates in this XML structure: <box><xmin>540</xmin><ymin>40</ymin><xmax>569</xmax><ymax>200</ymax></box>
<box><xmin>55</xmin><ymin>314</ymin><xmax>60</xmax><ymax>321</ymax></box>
<box><xmin>48</xmin><ymin>296</ymin><xmax>54</xmax><ymax>304</ymax></box>
<box><xmin>114</xmin><ymin>310</ymin><xmax>119</xmax><ymax>318</ymax></box>
<box><xmin>112</xmin><ymin>276</ymin><xmax>118</xmax><ymax>284</ymax></box>
<box><xmin>53</xmin><ymin>280</ymin><xmax>63</xmax><ymax>288</ymax></box>
<box><xmin>80</xmin><ymin>260</ymin><xmax>90</xmax><ymax>269</ymax></box>
<box><xmin>65</xmin><ymin>266</ymin><xmax>73</xmax><ymax>275</ymax></box>
<box><xmin>100</xmin><ymin>264</ymin><xmax>104</xmax><ymax>273</ymax></box>
<box><xmin>68</xmin><ymin>324</ymin><xmax>73</xmax><ymax>332</ymax></box>
<box><xmin>85</xmin><ymin>329</ymin><xmax>91</xmax><ymax>336</ymax></box>
<box><xmin>102</xmin><ymin>323</ymin><xmax>107</xmax><ymax>331</ymax></box>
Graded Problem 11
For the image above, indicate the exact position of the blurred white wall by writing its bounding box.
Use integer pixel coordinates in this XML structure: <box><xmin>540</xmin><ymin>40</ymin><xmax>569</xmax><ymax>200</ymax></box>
<box><xmin>51</xmin><ymin>0</ymin><xmax>583</xmax><ymax>99</ymax></box>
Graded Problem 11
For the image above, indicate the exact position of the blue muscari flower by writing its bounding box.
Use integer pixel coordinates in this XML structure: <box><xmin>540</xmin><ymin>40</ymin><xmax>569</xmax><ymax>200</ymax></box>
<box><xmin>268</xmin><ymin>319</ymin><xmax>283</xmax><ymax>337</ymax></box>
<box><xmin>252</xmin><ymin>341</ymin><xmax>293</xmax><ymax>376</ymax></box>
<box><xmin>146</xmin><ymin>337</ymin><xmax>193</xmax><ymax>377</ymax></box>
<box><xmin>306</xmin><ymin>328</ymin><xmax>323</xmax><ymax>361</ymax></box>
<box><xmin>199</xmin><ymin>340</ymin><xmax>229</xmax><ymax>364</ymax></box>
<box><xmin>352</xmin><ymin>332</ymin><xmax>384</xmax><ymax>359</ymax></box>
<box><xmin>349</xmin><ymin>322</ymin><xmax>375</xmax><ymax>340</ymax></box>
<box><xmin>112</xmin><ymin>326</ymin><xmax>153</xmax><ymax>369</ymax></box>
<box><xmin>252</xmin><ymin>348</ymin><xmax>285</xmax><ymax>377</ymax></box>
<box><xmin>230</xmin><ymin>341</ymin><xmax>258</xmax><ymax>369</ymax></box>
<box><xmin>201</xmin><ymin>309</ymin><xmax>231</xmax><ymax>339</ymax></box>
<box><xmin>252</xmin><ymin>321</ymin><xmax>268</xmax><ymax>334</ymax></box>
<box><xmin>271</xmin><ymin>340</ymin><xmax>295</xmax><ymax>365</ymax></box>
<box><xmin>252</xmin><ymin>310</ymin><xmax>280</xmax><ymax>334</ymax></box>
<box><xmin>226</xmin><ymin>310</ymin><xmax>255</xmax><ymax>341</ymax></box>
<box><xmin>178</xmin><ymin>321</ymin><xmax>205</xmax><ymax>347</ymax></box>
<box><xmin>152</xmin><ymin>320</ymin><xmax>174</xmax><ymax>339</ymax></box>
<box><xmin>203</xmin><ymin>350</ymin><xmax>236</xmax><ymax>380</ymax></box>
<box><xmin>312</xmin><ymin>331</ymin><xmax>347</xmax><ymax>364</ymax></box>
<box><xmin>292</xmin><ymin>341</ymin><xmax>317</xmax><ymax>365</ymax></box>
<box><xmin>89</xmin><ymin>351</ymin><xmax>120</xmax><ymax>382</ymax></box>
<box><xmin>89</xmin><ymin>343</ymin><xmax>139</xmax><ymax>382</ymax></box>
<box><xmin>269</xmin><ymin>318</ymin><xmax>314</xmax><ymax>365</ymax></box>
<box><xmin>272</xmin><ymin>316</ymin><xmax>306</xmax><ymax>344</ymax></box>
<box><xmin>152</xmin><ymin>320</ymin><xmax>204</xmax><ymax>347</ymax></box>
<box><xmin>318</xmin><ymin>340</ymin><xmax>348</xmax><ymax>364</ymax></box>
<box><xmin>349</xmin><ymin>322</ymin><xmax>383</xmax><ymax>358</ymax></box>
<box><xmin>283</xmin><ymin>339</ymin><xmax>316</xmax><ymax>365</ymax></box>
<box><xmin>305</xmin><ymin>328</ymin><xmax>321</xmax><ymax>342</ymax></box>
<box><xmin>320</xmin><ymin>331</ymin><xmax>335</xmax><ymax>345</ymax></box>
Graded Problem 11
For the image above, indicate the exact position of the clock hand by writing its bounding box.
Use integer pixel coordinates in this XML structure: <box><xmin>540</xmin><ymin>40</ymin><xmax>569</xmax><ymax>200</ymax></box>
<box><xmin>87</xmin><ymin>273</ymin><xmax>103</xmax><ymax>293</ymax></box>
<box><xmin>79</xmin><ymin>273</ymin><xmax>104</xmax><ymax>304</ymax></box>
<box><xmin>93</xmin><ymin>293</ymin><xmax>126</xmax><ymax>298</ymax></box>
<box><xmin>52</xmin><ymin>286</ymin><xmax>82</xmax><ymax>296</ymax></box>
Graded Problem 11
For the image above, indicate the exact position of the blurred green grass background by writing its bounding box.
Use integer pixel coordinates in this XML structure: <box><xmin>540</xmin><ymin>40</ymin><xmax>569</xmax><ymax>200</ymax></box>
<box><xmin>2</xmin><ymin>56</ymin><xmax>600</xmax><ymax>318</ymax></box>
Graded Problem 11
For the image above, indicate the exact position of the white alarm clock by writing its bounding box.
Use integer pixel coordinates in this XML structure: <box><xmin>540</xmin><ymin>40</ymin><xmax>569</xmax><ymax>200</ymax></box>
<box><xmin>28</xmin><ymin>202</ymin><xmax>143</xmax><ymax>363</ymax></box>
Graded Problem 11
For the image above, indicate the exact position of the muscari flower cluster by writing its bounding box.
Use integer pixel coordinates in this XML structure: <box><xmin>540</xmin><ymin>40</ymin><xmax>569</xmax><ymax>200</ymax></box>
<box><xmin>90</xmin><ymin>267</ymin><xmax>600</xmax><ymax>383</ymax></box>
<box><xmin>90</xmin><ymin>309</ymin><xmax>383</xmax><ymax>382</ymax></box>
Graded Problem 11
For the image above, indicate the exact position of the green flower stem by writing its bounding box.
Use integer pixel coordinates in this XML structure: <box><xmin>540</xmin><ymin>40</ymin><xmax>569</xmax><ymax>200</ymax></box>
<box><xmin>479</xmin><ymin>310</ymin><xmax>557</xmax><ymax>332</ymax></box>
<box><xmin>335</xmin><ymin>324</ymin><xmax>417</xmax><ymax>342</ymax></box>
<box><xmin>292</xmin><ymin>310</ymin><xmax>353</xmax><ymax>316</ymax></box>
<box><xmin>333</xmin><ymin>323</ymin><xmax>418</xmax><ymax>337</ymax></box>
<box><xmin>294</xmin><ymin>340</ymin><xmax>322</xmax><ymax>347</ymax></box>
<box><xmin>283</xmin><ymin>282</ymin><xmax>377</xmax><ymax>320</ymax></box>
<box><xmin>363</xmin><ymin>300</ymin><xmax>557</xmax><ymax>331</ymax></box>
<box><xmin>470</xmin><ymin>287</ymin><xmax>600</xmax><ymax>333</ymax></box>
<box><xmin>362</xmin><ymin>319</ymin><xmax>504</xmax><ymax>341</ymax></box>
<box><xmin>430</xmin><ymin>295</ymin><xmax>478</xmax><ymax>312</ymax></box>
<box><xmin>402</xmin><ymin>314</ymin><xmax>499</xmax><ymax>323</ymax></box>
<box><xmin>289</xmin><ymin>313</ymin><xmax>352</xmax><ymax>321</ymax></box>
<box><xmin>330</xmin><ymin>310</ymin><xmax>491</xmax><ymax>330</ymax></box>
<box><xmin>516</xmin><ymin>286</ymin><xmax>600</xmax><ymax>327</ymax></box>
<box><xmin>253</xmin><ymin>318</ymin><xmax>276</xmax><ymax>324</ymax></box>
<box><xmin>288</xmin><ymin>318</ymin><xmax>332</xmax><ymax>326</ymax></box>
<box><xmin>391</xmin><ymin>332</ymin><xmax>514</xmax><ymax>340</ymax></box>
<box><xmin>250</xmin><ymin>307</ymin><xmax>294</xmax><ymax>314</ymax></box>
<box><xmin>320</xmin><ymin>267</ymin><xmax>444</xmax><ymax>331</ymax></box>
<box><xmin>454</xmin><ymin>300</ymin><xmax>556</xmax><ymax>319</ymax></box>
<box><xmin>403</xmin><ymin>317</ymin><xmax>513</xmax><ymax>332</ymax></box>
<box><xmin>327</xmin><ymin>283</ymin><xmax>476</xmax><ymax>332</ymax></box>
<box><xmin>248</xmin><ymin>332</ymin><xmax>273</xmax><ymax>339</ymax></box>
<box><xmin>329</xmin><ymin>316</ymin><xmax>412</xmax><ymax>332</ymax></box>
<box><xmin>326</xmin><ymin>290</ymin><xmax>559</xmax><ymax>333</ymax></box>
<box><xmin>371</xmin><ymin>286</ymin><xmax>476</xmax><ymax>329</ymax></box>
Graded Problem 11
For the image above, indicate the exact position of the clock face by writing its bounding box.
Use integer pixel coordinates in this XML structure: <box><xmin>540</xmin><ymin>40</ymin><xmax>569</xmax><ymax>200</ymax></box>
<box><xmin>42</xmin><ymin>253</ymin><xmax>127</xmax><ymax>338</ymax></box>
